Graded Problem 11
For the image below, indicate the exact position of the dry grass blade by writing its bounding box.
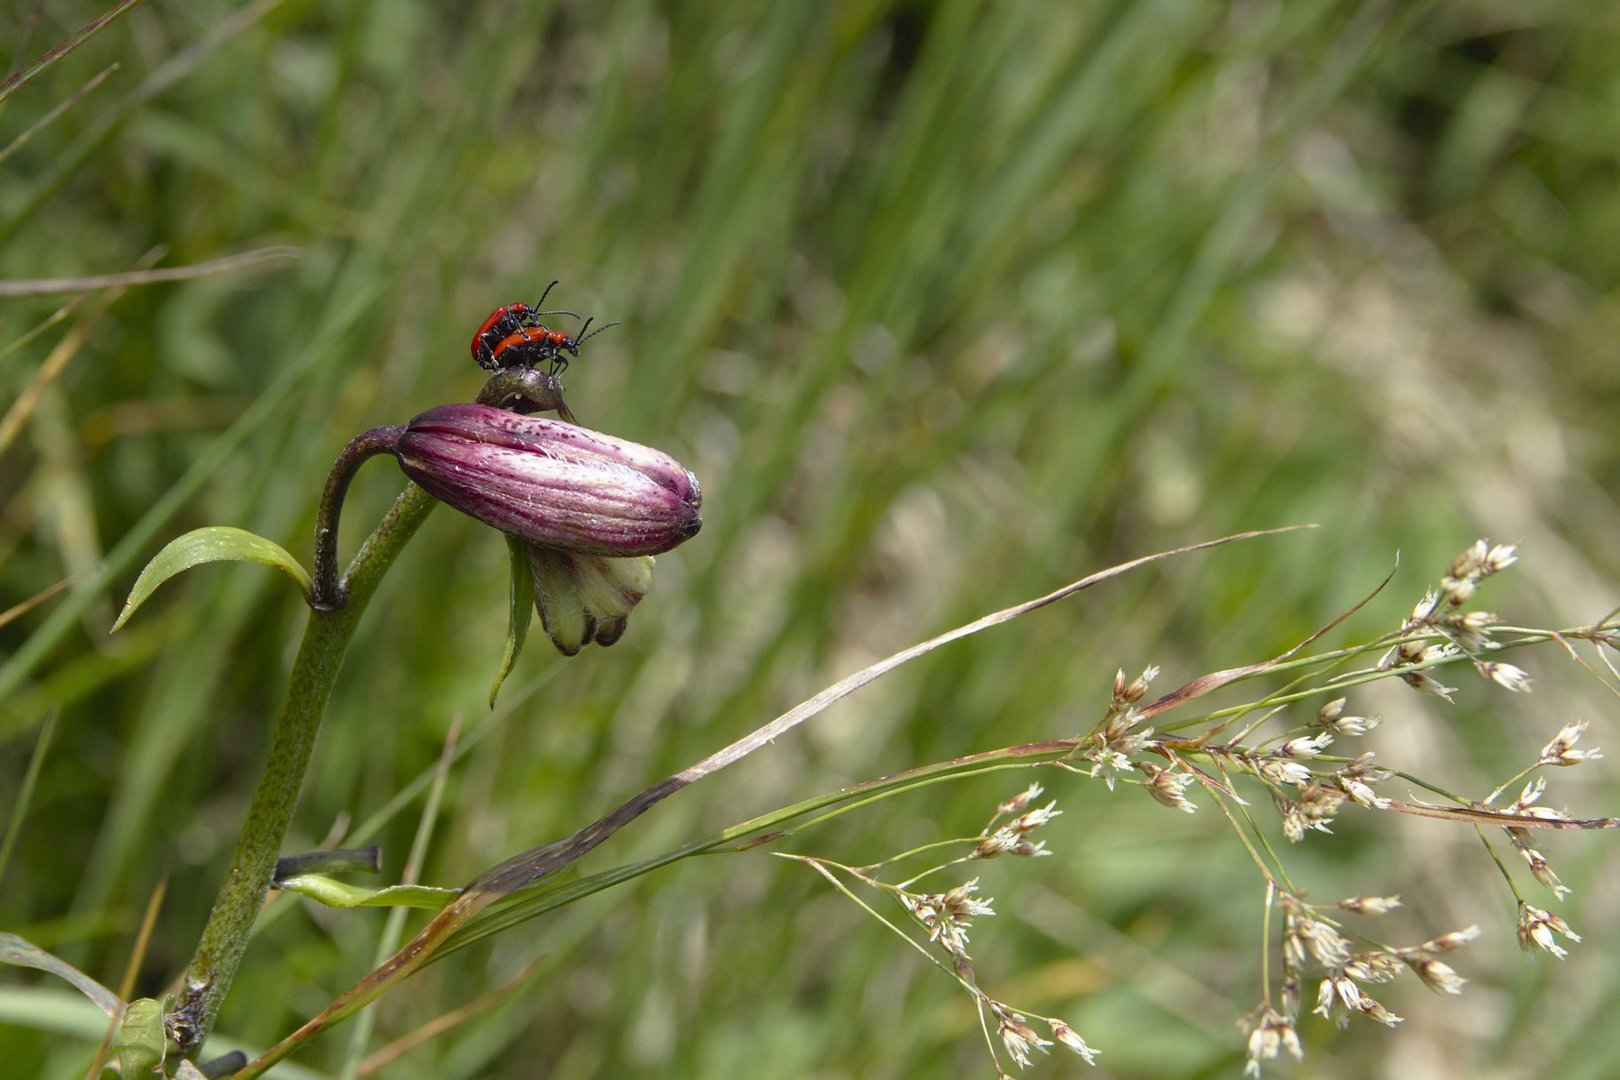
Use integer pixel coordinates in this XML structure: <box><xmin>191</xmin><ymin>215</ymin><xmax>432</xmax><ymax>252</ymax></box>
<box><xmin>354</xmin><ymin>954</ymin><xmax>548</xmax><ymax>1077</ymax></box>
<box><xmin>1377</xmin><ymin>801</ymin><xmax>1620</xmax><ymax>830</ymax></box>
<box><xmin>0</xmin><ymin>0</ymin><xmax>141</xmax><ymax>104</ymax></box>
<box><xmin>0</xmin><ymin>246</ymin><xmax>301</xmax><ymax>298</ymax></box>
<box><xmin>0</xmin><ymin>249</ymin><xmax>158</xmax><ymax>455</ymax></box>
<box><xmin>0</xmin><ymin>574</ymin><xmax>83</xmax><ymax>630</ymax></box>
<box><xmin>468</xmin><ymin>527</ymin><xmax>1317</xmax><ymax>898</ymax></box>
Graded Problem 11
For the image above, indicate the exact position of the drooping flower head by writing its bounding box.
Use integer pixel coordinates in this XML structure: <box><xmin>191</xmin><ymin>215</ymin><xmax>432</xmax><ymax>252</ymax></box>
<box><xmin>395</xmin><ymin>403</ymin><xmax>701</xmax><ymax>557</ymax></box>
<box><xmin>390</xmin><ymin>402</ymin><xmax>702</xmax><ymax>656</ymax></box>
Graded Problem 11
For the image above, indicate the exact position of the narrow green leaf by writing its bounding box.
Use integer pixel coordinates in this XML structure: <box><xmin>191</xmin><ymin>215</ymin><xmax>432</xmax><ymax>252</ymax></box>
<box><xmin>113</xmin><ymin>526</ymin><xmax>313</xmax><ymax>631</ymax></box>
<box><xmin>0</xmin><ymin>933</ymin><xmax>121</xmax><ymax>1017</ymax></box>
<box><xmin>489</xmin><ymin>535</ymin><xmax>535</xmax><ymax>709</ymax></box>
<box><xmin>0</xmin><ymin>711</ymin><xmax>56</xmax><ymax>884</ymax></box>
<box><xmin>276</xmin><ymin>874</ymin><xmax>457</xmax><ymax>911</ymax></box>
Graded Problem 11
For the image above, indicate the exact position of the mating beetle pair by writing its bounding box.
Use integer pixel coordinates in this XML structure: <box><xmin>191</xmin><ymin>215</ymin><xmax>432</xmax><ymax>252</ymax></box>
<box><xmin>469</xmin><ymin>281</ymin><xmax>618</xmax><ymax>375</ymax></box>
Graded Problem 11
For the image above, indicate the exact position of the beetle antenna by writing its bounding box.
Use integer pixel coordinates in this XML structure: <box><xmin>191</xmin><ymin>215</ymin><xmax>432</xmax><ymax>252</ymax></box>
<box><xmin>576</xmin><ymin>319</ymin><xmax>621</xmax><ymax>347</ymax></box>
<box><xmin>530</xmin><ymin>282</ymin><xmax>578</xmax><ymax>320</ymax></box>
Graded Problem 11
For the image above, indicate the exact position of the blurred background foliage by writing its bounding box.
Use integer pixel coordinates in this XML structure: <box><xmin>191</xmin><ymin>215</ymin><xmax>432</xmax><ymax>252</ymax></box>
<box><xmin>2</xmin><ymin>1</ymin><xmax>1619</xmax><ymax>1076</ymax></box>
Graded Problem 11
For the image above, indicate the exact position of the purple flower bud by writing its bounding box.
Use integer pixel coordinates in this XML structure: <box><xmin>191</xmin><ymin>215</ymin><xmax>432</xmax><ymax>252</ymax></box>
<box><xmin>395</xmin><ymin>403</ymin><xmax>701</xmax><ymax>557</ymax></box>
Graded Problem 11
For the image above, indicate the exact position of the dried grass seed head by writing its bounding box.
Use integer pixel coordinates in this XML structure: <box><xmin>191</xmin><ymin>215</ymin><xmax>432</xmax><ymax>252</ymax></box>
<box><xmin>1337</xmin><ymin>894</ymin><xmax>1402</xmax><ymax>915</ymax></box>
<box><xmin>1140</xmin><ymin>762</ymin><xmax>1199</xmax><ymax>814</ymax></box>
<box><xmin>1517</xmin><ymin>902</ymin><xmax>1582</xmax><ymax>960</ymax></box>
<box><xmin>1242</xmin><ymin>1010</ymin><xmax>1303</xmax><ymax>1078</ymax></box>
<box><xmin>1539</xmin><ymin>719</ymin><xmax>1603</xmax><ymax>767</ymax></box>
<box><xmin>994</xmin><ymin>1008</ymin><xmax>1053</xmax><ymax>1069</ymax></box>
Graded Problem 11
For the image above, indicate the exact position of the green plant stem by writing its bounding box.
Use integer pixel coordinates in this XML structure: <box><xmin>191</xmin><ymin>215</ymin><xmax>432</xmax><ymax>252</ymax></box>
<box><xmin>312</xmin><ymin>426</ymin><xmax>406</xmax><ymax>611</ymax></box>
<box><xmin>168</xmin><ymin>483</ymin><xmax>436</xmax><ymax>1058</ymax></box>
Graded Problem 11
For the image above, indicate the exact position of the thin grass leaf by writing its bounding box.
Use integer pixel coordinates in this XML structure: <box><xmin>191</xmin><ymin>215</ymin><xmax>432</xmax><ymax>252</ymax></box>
<box><xmin>0</xmin><ymin>712</ymin><xmax>56</xmax><ymax>887</ymax></box>
<box><xmin>0</xmin><ymin>62</ymin><xmax>117</xmax><ymax>168</ymax></box>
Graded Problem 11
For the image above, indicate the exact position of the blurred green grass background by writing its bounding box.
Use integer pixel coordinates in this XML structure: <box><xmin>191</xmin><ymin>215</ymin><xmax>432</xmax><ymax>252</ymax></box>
<box><xmin>3</xmin><ymin>1</ymin><xmax>1619</xmax><ymax>1076</ymax></box>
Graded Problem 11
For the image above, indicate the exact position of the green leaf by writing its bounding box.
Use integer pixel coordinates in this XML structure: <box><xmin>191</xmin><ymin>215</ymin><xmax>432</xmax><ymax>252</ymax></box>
<box><xmin>277</xmin><ymin>874</ymin><xmax>458</xmax><ymax>911</ymax></box>
<box><xmin>114</xmin><ymin>997</ymin><xmax>167</xmax><ymax>1076</ymax></box>
<box><xmin>489</xmin><ymin>535</ymin><xmax>535</xmax><ymax>709</ymax></box>
<box><xmin>113</xmin><ymin>526</ymin><xmax>313</xmax><ymax>631</ymax></box>
<box><xmin>0</xmin><ymin>932</ymin><xmax>121</xmax><ymax>1017</ymax></box>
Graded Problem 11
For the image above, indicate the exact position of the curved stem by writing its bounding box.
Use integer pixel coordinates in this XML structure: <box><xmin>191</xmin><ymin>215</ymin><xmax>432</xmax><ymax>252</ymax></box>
<box><xmin>312</xmin><ymin>425</ymin><xmax>406</xmax><ymax>611</ymax></box>
<box><xmin>168</xmin><ymin>483</ymin><xmax>437</xmax><ymax>1057</ymax></box>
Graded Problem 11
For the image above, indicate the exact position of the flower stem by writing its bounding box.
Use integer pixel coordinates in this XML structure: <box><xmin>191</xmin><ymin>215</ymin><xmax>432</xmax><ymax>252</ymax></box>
<box><xmin>168</xmin><ymin>482</ymin><xmax>436</xmax><ymax>1057</ymax></box>
<box><xmin>313</xmin><ymin>425</ymin><xmax>406</xmax><ymax>611</ymax></box>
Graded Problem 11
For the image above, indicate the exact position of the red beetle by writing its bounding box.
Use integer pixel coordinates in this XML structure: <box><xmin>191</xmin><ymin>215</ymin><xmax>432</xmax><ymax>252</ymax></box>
<box><xmin>469</xmin><ymin>281</ymin><xmax>577</xmax><ymax>371</ymax></box>
<box><xmin>488</xmin><ymin>316</ymin><xmax>619</xmax><ymax>376</ymax></box>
